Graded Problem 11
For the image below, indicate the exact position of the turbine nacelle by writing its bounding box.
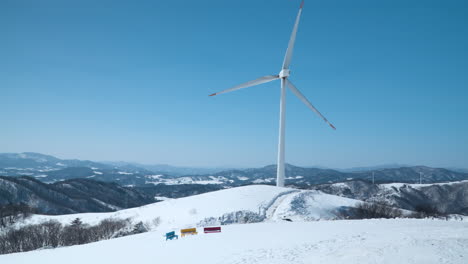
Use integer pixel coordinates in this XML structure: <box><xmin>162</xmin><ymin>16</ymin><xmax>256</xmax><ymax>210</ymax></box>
<box><xmin>278</xmin><ymin>69</ymin><xmax>290</xmax><ymax>78</ymax></box>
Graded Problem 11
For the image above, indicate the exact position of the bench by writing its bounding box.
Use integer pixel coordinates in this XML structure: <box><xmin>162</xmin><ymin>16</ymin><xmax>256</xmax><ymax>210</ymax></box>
<box><xmin>180</xmin><ymin>228</ymin><xmax>198</xmax><ymax>237</ymax></box>
<box><xmin>204</xmin><ymin>226</ymin><xmax>221</xmax><ymax>233</ymax></box>
<box><xmin>165</xmin><ymin>231</ymin><xmax>178</xmax><ymax>241</ymax></box>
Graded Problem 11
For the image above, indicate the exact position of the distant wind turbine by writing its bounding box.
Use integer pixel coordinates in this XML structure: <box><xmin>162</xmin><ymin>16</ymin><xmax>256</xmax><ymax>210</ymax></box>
<box><xmin>209</xmin><ymin>1</ymin><xmax>335</xmax><ymax>187</ymax></box>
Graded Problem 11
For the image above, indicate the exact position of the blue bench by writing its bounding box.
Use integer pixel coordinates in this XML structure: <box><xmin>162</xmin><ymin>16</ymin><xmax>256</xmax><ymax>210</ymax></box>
<box><xmin>166</xmin><ymin>231</ymin><xmax>178</xmax><ymax>241</ymax></box>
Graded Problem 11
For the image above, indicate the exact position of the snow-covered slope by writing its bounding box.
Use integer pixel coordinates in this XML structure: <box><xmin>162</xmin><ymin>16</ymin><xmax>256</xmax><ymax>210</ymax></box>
<box><xmin>4</xmin><ymin>185</ymin><xmax>468</xmax><ymax>263</ymax></box>
<box><xmin>380</xmin><ymin>180</ymin><xmax>468</xmax><ymax>189</ymax></box>
<box><xmin>29</xmin><ymin>185</ymin><xmax>361</xmax><ymax>231</ymax></box>
<box><xmin>2</xmin><ymin>219</ymin><xmax>467</xmax><ymax>264</ymax></box>
<box><xmin>315</xmin><ymin>180</ymin><xmax>468</xmax><ymax>215</ymax></box>
<box><xmin>270</xmin><ymin>190</ymin><xmax>359</xmax><ymax>221</ymax></box>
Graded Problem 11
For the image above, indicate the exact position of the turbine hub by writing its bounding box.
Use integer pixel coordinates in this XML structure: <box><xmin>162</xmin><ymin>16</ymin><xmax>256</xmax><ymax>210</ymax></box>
<box><xmin>278</xmin><ymin>69</ymin><xmax>290</xmax><ymax>78</ymax></box>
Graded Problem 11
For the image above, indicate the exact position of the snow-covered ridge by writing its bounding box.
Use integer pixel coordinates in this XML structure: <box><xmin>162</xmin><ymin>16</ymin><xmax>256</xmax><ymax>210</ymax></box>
<box><xmin>314</xmin><ymin>179</ymin><xmax>468</xmax><ymax>216</ymax></box>
<box><xmin>28</xmin><ymin>185</ymin><xmax>361</xmax><ymax>231</ymax></box>
<box><xmin>381</xmin><ymin>180</ymin><xmax>468</xmax><ymax>189</ymax></box>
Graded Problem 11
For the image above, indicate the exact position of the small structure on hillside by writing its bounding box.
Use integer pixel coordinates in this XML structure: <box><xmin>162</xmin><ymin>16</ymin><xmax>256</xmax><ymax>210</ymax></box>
<box><xmin>204</xmin><ymin>226</ymin><xmax>221</xmax><ymax>233</ymax></box>
<box><xmin>181</xmin><ymin>228</ymin><xmax>198</xmax><ymax>237</ymax></box>
<box><xmin>165</xmin><ymin>231</ymin><xmax>178</xmax><ymax>241</ymax></box>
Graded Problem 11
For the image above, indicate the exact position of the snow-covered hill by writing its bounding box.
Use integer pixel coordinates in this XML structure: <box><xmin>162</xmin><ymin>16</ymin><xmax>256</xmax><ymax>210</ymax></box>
<box><xmin>314</xmin><ymin>180</ymin><xmax>468</xmax><ymax>215</ymax></box>
<box><xmin>2</xmin><ymin>219</ymin><xmax>467</xmax><ymax>264</ymax></box>
<box><xmin>3</xmin><ymin>185</ymin><xmax>468</xmax><ymax>263</ymax></box>
<box><xmin>28</xmin><ymin>185</ymin><xmax>362</xmax><ymax>231</ymax></box>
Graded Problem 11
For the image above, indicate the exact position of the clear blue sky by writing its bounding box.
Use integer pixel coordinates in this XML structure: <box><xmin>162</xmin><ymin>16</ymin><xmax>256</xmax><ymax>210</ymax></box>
<box><xmin>1</xmin><ymin>0</ymin><xmax>467</xmax><ymax>168</ymax></box>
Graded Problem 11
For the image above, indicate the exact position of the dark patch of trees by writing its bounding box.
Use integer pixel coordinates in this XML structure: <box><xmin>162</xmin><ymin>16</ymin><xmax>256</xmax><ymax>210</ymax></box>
<box><xmin>0</xmin><ymin>217</ymin><xmax>139</xmax><ymax>255</ymax></box>
<box><xmin>131</xmin><ymin>221</ymin><xmax>149</xmax><ymax>234</ymax></box>
<box><xmin>349</xmin><ymin>201</ymin><xmax>447</xmax><ymax>220</ymax></box>
<box><xmin>0</xmin><ymin>176</ymin><xmax>155</xmax><ymax>215</ymax></box>
<box><xmin>413</xmin><ymin>203</ymin><xmax>446</xmax><ymax>218</ymax></box>
<box><xmin>350</xmin><ymin>201</ymin><xmax>403</xmax><ymax>219</ymax></box>
<box><xmin>198</xmin><ymin>210</ymin><xmax>265</xmax><ymax>226</ymax></box>
<box><xmin>0</xmin><ymin>203</ymin><xmax>36</xmax><ymax>228</ymax></box>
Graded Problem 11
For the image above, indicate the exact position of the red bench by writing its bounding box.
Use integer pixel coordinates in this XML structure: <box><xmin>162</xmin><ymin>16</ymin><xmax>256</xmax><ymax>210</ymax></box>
<box><xmin>204</xmin><ymin>226</ymin><xmax>221</xmax><ymax>233</ymax></box>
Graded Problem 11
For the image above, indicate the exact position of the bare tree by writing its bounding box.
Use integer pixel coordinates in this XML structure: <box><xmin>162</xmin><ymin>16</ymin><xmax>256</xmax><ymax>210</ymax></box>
<box><xmin>0</xmin><ymin>217</ymin><xmax>133</xmax><ymax>255</ymax></box>
<box><xmin>414</xmin><ymin>203</ymin><xmax>445</xmax><ymax>218</ymax></box>
<box><xmin>353</xmin><ymin>201</ymin><xmax>403</xmax><ymax>219</ymax></box>
<box><xmin>0</xmin><ymin>203</ymin><xmax>35</xmax><ymax>228</ymax></box>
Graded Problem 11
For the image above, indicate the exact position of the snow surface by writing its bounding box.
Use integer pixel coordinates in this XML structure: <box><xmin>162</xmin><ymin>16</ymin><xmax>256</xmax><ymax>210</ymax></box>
<box><xmin>381</xmin><ymin>180</ymin><xmax>468</xmax><ymax>189</ymax></box>
<box><xmin>270</xmin><ymin>190</ymin><xmax>359</xmax><ymax>221</ymax></box>
<box><xmin>28</xmin><ymin>185</ymin><xmax>361</xmax><ymax>230</ymax></box>
<box><xmin>143</xmin><ymin>175</ymin><xmax>228</xmax><ymax>185</ymax></box>
<box><xmin>154</xmin><ymin>196</ymin><xmax>172</xmax><ymax>201</ymax></box>
<box><xmin>252</xmin><ymin>178</ymin><xmax>275</xmax><ymax>184</ymax></box>
<box><xmin>2</xmin><ymin>219</ymin><xmax>467</xmax><ymax>264</ymax></box>
<box><xmin>7</xmin><ymin>185</ymin><xmax>468</xmax><ymax>263</ymax></box>
<box><xmin>29</xmin><ymin>185</ymin><xmax>294</xmax><ymax>228</ymax></box>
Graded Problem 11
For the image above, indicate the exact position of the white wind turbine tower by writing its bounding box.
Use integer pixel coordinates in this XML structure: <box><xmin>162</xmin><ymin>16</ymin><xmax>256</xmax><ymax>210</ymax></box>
<box><xmin>209</xmin><ymin>1</ymin><xmax>336</xmax><ymax>187</ymax></box>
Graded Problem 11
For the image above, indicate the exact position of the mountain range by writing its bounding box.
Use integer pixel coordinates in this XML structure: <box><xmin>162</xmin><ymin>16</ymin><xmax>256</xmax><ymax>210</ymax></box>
<box><xmin>0</xmin><ymin>176</ymin><xmax>155</xmax><ymax>214</ymax></box>
<box><xmin>1</xmin><ymin>152</ymin><xmax>468</xmax><ymax>187</ymax></box>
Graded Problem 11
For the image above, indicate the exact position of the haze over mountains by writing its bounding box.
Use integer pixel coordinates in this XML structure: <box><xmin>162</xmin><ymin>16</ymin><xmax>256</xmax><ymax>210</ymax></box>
<box><xmin>1</xmin><ymin>152</ymin><xmax>467</xmax><ymax>187</ymax></box>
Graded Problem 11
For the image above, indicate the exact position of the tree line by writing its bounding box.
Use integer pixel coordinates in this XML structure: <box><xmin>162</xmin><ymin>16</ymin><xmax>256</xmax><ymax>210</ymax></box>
<box><xmin>0</xmin><ymin>203</ymin><xmax>36</xmax><ymax>228</ymax></box>
<box><xmin>0</xmin><ymin>217</ymin><xmax>159</xmax><ymax>255</ymax></box>
<box><xmin>349</xmin><ymin>201</ymin><xmax>449</xmax><ymax>219</ymax></box>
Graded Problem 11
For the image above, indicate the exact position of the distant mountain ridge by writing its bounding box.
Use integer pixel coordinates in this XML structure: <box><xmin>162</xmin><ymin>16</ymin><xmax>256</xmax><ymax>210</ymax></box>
<box><xmin>336</xmin><ymin>164</ymin><xmax>410</xmax><ymax>172</ymax></box>
<box><xmin>0</xmin><ymin>176</ymin><xmax>224</xmax><ymax>215</ymax></box>
<box><xmin>103</xmin><ymin>161</ymin><xmax>233</xmax><ymax>176</ymax></box>
<box><xmin>1</xmin><ymin>152</ymin><xmax>468</xmax><ymax>187</ymax></box>
<box><xmin>0</xmin><ymin>152</ymin><xmax>111</xmax><ymax>170</ymax></box>
<box><xmin>313</xmin><ymin>180</ymin><xmax>468</xmax><ymax>215</ymax></box>
<box><xmin>0</xmin><ymin>176</ymin><xmax>155</xmax><ymax>215</ymax></box>
<box><xmin>0</xmin><ymin>152</ymin><xmax>159</xmax><ymax>184</ymax></box>
<box><xmin>201</xmin><ymin>164</ymin><xmax>468</xmax><ymax>186</ymax></box>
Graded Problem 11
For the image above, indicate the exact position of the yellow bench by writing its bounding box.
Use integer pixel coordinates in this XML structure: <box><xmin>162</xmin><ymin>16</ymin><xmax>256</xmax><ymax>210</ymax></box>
<box><xmin>180</xmin><ymin>228</ymin><xmax>198</xmax><ymax>237</ymax></box>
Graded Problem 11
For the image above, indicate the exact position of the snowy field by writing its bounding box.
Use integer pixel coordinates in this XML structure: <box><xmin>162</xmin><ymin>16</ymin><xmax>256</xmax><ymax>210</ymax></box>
<box><xmin>1</xmin><ymin>219</ymin><xmax>467</xmax><ymax>264</ymax></box>
<box><xmin>3</xmin><ymin>185</ymin><xmax>468</xmax><ymax>263</ymax></box>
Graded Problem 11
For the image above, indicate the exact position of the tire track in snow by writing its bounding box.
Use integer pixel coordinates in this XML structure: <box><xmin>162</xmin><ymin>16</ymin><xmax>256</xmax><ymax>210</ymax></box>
<box><xmin>261</xmin><ymin>190</ymin><xmax>300</xmax><ymax>220</ymax></box>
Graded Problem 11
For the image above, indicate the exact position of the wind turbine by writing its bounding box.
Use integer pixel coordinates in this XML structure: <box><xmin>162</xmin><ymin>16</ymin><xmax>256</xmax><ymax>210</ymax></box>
<box><xmin>209</xmin><ymin>1</ymin><xmax>335</xmax><ymax>187</ymax></box>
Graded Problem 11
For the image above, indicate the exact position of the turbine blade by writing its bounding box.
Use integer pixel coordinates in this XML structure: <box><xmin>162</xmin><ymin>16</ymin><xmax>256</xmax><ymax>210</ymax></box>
<box><xmin>282</xmin><ymin>0</ymin><xmax>304</xmax><ymax>70</ymax></box>
<box><xmin>209</xmin><ymin>75</ymin><xmax>279</xmax><ymax>96</ymax></box>
<box><xmin>286</xmin><ymin>79</ymin><xmax>336</xmax><ymax>130</ymax></box>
